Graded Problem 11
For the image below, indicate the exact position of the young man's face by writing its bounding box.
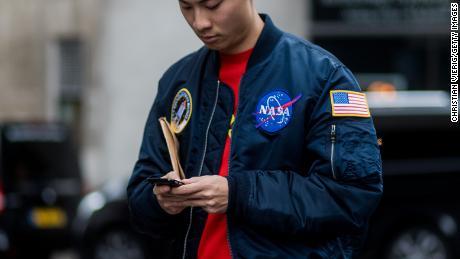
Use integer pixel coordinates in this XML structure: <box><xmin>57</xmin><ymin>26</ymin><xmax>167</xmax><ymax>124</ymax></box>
<box><xmin>179</xmin><ymin>0</ymin><xmax>256</xmax><ymax>53</ymax></box>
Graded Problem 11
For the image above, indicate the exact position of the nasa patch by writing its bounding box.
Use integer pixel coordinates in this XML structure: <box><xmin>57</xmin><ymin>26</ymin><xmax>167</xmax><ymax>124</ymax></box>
<box><xmin>170</xmin><ymin>88</ymin><xmax>192</xmax><ymax>134</ymax></box>
<box><xmin>253</xmin><ymin>90</ymin><xmax>302</xmax><ymax>133</ymax></box>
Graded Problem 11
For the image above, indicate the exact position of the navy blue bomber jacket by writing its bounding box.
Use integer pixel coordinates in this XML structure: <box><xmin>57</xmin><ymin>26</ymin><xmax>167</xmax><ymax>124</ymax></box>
<box><xmin>128</xmin><ymin>14</ymin><xmax>383</xmax><ymax>259</ymax></box>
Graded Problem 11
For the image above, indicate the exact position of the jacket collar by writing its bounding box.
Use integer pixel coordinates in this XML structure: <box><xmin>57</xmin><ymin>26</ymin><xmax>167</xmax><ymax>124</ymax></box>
<box><xmin>247</xmin><ymin>14</ymin><xmax>283</xmax><ymax>70</ymax></box>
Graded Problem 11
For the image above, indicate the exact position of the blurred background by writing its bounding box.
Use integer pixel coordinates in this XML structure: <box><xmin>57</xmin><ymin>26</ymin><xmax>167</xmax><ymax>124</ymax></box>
<box><xmin>0</xmin><ymin>0</ymin><xmax>458</xmax><ymax>258</ymax></box>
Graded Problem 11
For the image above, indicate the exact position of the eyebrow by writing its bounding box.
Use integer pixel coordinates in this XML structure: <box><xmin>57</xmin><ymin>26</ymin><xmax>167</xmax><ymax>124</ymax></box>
<box><xmin>179</xmin><ymin>0</ymin><xmax>208</xmax><ymax>4</ymax></box>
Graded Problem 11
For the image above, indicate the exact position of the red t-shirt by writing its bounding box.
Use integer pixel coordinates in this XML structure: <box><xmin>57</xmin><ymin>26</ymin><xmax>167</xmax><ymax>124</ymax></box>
<box><xmin>197</xmin><ymin>48</ymin><xmax>253</xmax><ymax>259</ymax></box>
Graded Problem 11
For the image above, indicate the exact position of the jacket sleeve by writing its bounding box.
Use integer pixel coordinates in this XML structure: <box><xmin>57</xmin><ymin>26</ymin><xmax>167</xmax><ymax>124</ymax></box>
<box><xmin>226</xmin><ymin>65</ymin><xmax>383</xmax><ymax>238</ymax></box>
<box><xmin>127</xmin><ymin>78</ymin><xmax>184</xmax><ymax>239</ymax></box>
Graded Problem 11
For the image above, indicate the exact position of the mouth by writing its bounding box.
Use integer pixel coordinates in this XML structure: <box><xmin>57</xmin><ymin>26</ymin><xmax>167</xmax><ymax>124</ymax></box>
<box><xmin>200</xmin><ymin>35</ymin><xmax>219</xmax><ymax>44</ymax></box>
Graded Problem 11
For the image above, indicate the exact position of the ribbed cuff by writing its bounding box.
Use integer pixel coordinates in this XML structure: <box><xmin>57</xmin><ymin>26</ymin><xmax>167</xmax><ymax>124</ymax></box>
<box><xmin>226</xmin><ymin>171</ymin><xmax>252</xmax><ymax>219</ymax></box>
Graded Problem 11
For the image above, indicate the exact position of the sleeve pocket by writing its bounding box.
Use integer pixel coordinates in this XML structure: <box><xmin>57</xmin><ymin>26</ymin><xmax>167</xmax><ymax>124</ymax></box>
<box><xmin>330</xmin><ymin>120</ymin><xmax>382</xmax><ymax>182</ymax></box>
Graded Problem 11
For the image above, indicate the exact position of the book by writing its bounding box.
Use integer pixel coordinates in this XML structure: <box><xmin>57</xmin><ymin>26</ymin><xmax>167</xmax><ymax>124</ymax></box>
<box><xmin>158</xmin><ymin>117</ymin><xmax>185</xmax><ymax>179</ymax></box>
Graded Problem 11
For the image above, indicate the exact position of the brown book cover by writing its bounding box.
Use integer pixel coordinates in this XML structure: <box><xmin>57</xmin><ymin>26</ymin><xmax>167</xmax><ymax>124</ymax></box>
<box><xmin>158</xmin><ymin>117</ymin><xmax>185</xmax><ymax>179</ymax></box>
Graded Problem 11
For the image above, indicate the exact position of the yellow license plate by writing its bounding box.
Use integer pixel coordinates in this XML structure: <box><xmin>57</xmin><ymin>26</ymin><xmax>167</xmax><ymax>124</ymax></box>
<box><xmin>31</xmin><ymin>207</ymin><xmax>67</xmax><ymax>229</ymax></box>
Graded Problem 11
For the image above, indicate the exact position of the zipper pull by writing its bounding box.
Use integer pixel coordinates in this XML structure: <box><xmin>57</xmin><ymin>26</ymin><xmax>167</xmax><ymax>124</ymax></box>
<box><xmin>331</xmin><ymin>124</ymin><xmax>336</xmax><ymax>143</ymax></box>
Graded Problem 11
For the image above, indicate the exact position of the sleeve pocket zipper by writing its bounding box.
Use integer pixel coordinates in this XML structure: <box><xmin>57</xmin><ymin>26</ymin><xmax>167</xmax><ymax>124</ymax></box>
<box><xmin>330</xmin><ymin>124</ymin><xmax>337</xmax><ymax>180</ymax></box>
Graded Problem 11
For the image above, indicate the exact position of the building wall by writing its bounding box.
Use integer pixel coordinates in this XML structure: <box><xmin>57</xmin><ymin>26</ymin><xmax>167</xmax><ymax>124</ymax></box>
<box><xmin>0</xmin><ymin>0</ymin><xmax>99</xmax><ymax>121</ymax></box>
<box><xmin>83</xmin><ymin>0</ymin><xmax>309</xmax><ymax>186</ymax></box>
<box><xmin>257</xmin><ymin>0</ymin><xmax>311</xmax><ymax>39</ymax></box>
<box><xmin>0</xmin><ymin>0</ymin><xmax>47</xmax><ymax>121</ymax></box>
<box><xmin>0</xmin><ymin>0</ymin><xmax>309</xmax><ymax>187</ymax></box>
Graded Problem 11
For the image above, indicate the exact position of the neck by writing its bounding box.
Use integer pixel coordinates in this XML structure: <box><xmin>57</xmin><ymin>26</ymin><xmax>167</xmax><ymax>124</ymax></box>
<box><xmin>220</xmin><ymin>12</ymin><xmax>264</xmax><ymax>55</ymax></box>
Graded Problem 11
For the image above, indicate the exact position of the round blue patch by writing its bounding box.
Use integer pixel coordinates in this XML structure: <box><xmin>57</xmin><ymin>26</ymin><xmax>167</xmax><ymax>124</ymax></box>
<box><xmin>253</xmin><ymin>90</ymin><xmax>301</xmax><ymax>133</ymax></box>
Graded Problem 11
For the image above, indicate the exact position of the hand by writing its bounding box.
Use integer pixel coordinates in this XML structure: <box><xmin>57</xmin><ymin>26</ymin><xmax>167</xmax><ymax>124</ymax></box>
<box><xmin>170</xmin><ymin>175</ymin><xmax>229</xmax><ymax>214</ymax></box>
<box><xmin>153</xmin><ymin>171</ymin><xmax>187</xmax><ymax>215</ymax></box>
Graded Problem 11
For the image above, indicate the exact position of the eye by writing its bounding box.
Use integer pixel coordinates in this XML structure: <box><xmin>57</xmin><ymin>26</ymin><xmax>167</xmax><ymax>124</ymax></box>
<box><xmin>206</xmin><ymin>1</ymin><xmax>221</xmax><ymax>10</ymax></box>
<box><xmin>180</xmin><ymin>3</ymin><xmax>192</xmax><ymax>10</ymax></box>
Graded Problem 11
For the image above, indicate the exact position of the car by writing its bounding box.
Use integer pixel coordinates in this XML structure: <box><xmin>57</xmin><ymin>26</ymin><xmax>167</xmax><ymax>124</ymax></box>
<box><xmin>73</xmin><ymin>178</ymin><xmax>155</xmax><ymax>259</ymax></box>
<box><xmin>359</xmin><ymin>91</ymin><xmax>460</xmax><ymax>259</ymax></box>
<box><xmin>0</xmin><ymin>122</ymin><xmax>84</xmax><ymax>258</ymax></box>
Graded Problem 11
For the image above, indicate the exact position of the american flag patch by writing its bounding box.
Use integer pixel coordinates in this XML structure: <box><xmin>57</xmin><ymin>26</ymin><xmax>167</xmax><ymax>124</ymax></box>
<box><xmin>330</xmin><ymin>90</ymin><xmax>370</xmax><ymax>117</ymax></box>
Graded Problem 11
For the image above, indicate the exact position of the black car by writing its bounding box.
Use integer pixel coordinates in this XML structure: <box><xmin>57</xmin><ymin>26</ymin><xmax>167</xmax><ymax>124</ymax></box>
<box><xmin>360</xmin><ymin>91</ymin><xmax>460</xmax><ymax>259</ymax></box>
<box><xmin>73</xmin><ymin>178</ymin><xmax>154</xmax><ymax>259</ymax></box>
<box><xmin>0</xmin><ymin>122</ymin><xmax>83</xmax><ymax>258</ymax></box>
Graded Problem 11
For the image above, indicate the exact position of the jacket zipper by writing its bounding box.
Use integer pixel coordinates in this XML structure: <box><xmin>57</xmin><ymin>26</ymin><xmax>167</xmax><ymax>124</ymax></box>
<box><xmin>226</xmin><ymin>76</ymin><xmax>246</xmax><ymax>259</ymax></box>
<box><xmin>336</xmin><ymin>237</ymin><xmax>347</xmax><ymax>259</ymax></box>
<box><xmin>330</xmin><ymin>124</ymin><xmax>337</xmax><ymax>180</ymax></box>
<box><xmin>182</xmin><ymin>80</ymin><xmax>221</xmax><ymax>259</ymax></box>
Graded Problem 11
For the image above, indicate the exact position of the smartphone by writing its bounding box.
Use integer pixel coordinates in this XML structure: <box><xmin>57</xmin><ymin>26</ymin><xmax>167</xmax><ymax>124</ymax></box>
<box><xmin>146</xmin><ymin>177</ymin><xmax>184</xmax><ymax>187</ymax></box>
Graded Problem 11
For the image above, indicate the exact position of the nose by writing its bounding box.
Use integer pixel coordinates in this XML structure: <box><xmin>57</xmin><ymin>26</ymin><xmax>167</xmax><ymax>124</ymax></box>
<box><xmin>193</xmin><ymin>9</ymin><xmax>212</xmax><ymax>32</ymax></box>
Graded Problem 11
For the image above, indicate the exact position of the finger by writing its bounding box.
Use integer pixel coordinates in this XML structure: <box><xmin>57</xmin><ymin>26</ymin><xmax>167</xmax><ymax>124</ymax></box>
<box><xmin>170</xmin><ymin>182</ymin><xmax>203</xmax><ymax>195</ymax></box>
<box><xmin>174</xmin><ymin>199</ymin><xmax>208</xmax><ymax>208</ymax></box>
<box><xmin>155</xmin><ymin>185</ymin><xmax>171</xmax><ymax>194</ymax></box>
<box><xmin>153</xmin><ymin>185</ymin><xmax>171</xmax><ymax>195</ymax></box>
<box><xmin>163</xmin><ymin>191</ymin><xmax>209</xmax><ymax>201</ymax></box>
<box><xmin>173</xmin><ymin>190</ymin><xmax>209</xmax><ymax>200</ymax></box>
<box><xmin>163</xmin><ymin>171</ymin><xmax>181</xmax><ymax>180</ymax></box>
<box><xmin>181</xmin><ymin>177</ymin><xmax>202</xmax><ymax>184</ymax></box>
<box><xmin>160</xmin><ymin>194</ymin><xmax>194</xmax><ymax>202</ymax></box>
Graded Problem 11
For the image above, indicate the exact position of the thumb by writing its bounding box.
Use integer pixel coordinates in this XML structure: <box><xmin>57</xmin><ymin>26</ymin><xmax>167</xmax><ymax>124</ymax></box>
<box><xmin>162</xmin><ymin>171</ymin><xmax>180</xmax><ymax>180</ymax></box>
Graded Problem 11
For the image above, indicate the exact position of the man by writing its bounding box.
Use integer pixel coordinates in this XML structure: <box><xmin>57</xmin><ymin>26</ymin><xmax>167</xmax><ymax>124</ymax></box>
<box><xmin>127</xmin><ymin>0</ymin><xmax>383</xmax><ymax>258</ymax></box>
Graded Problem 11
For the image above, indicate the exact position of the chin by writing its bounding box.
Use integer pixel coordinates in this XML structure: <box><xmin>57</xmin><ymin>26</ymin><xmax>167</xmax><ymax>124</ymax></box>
<box><xmin>202</xmin><ymin>40</ymin><xmax>228</xmax><ymax>51</ymax></box>
<box><xmin>204</xmin><ymin>43</ymin><xmax>223</xmax><ymax>51</ymax></box>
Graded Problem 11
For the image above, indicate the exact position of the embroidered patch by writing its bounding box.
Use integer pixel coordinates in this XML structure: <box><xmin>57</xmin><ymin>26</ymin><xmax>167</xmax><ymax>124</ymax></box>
<box><xmin>228</xmin><ymin>114</ymin><xmax>235</xmax><ymax>138</ymax></box>
<box><xmin>170</xmin><ymin>88</ymin><xmax>192</xmax><ymax>134</ymax></box>
<box><xmin>253</xmin><ymin>90</ymin><xmax>302</xmax><ymax>133</ymax></box>
<box><xmin>330</xmin><ymin>90</ymin><xmax>370</xmax><ymax>118</ymax></box>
